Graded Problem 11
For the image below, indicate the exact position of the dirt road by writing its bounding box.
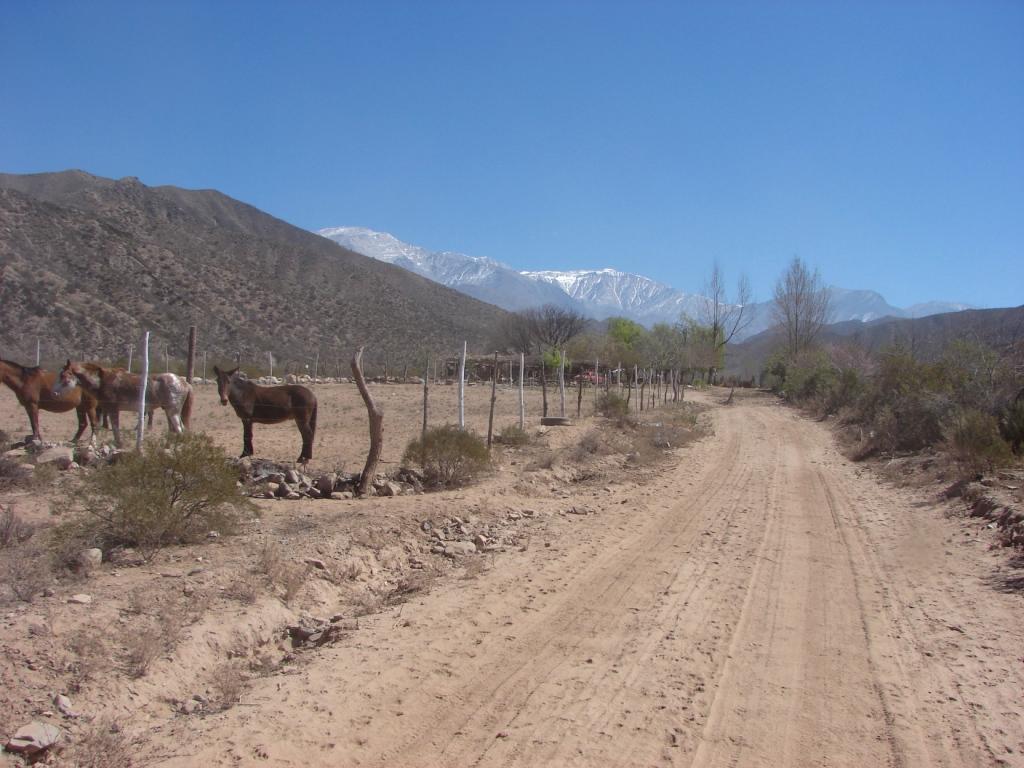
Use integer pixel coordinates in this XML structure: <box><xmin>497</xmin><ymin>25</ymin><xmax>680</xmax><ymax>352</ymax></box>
<box><xmin>154</xmin><ymin>391</ymin><xmax>1022</xmax><ymax>767</ymax></box>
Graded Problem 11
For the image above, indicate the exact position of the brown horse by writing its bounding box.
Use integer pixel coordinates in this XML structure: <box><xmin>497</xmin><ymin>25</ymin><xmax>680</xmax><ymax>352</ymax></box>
<box><xmin>0</xmin><ymin>359</ymin><xmax>99</xmax><ymax>442</ymax></box>
<box><xmin>214</xmin><ymin>366</ymin><xmax>317</xmax><ymax>463</ymax></box>
<box><xmin>54</xmin><ymin>361</ymin><xmax>194</xmax><ymax>448</ymax></box>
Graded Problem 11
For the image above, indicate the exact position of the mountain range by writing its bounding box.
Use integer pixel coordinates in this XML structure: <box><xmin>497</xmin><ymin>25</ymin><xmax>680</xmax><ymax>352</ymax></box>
<box><xmin>0</xmin><ymin>171</ymin><xmax>507</xmax><ymax>367</ymax></box>
<box><xmin>318</xmin><ymin>227</ymin><xmax>973</xmax><ymax>340</ymax></box>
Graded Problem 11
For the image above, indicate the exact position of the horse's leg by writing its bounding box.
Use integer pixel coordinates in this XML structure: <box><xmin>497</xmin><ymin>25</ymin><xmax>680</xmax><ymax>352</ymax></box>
<box><xmin>241</xmin><ymin>419</ymin><xmax>254</xmax><ymax>457</ymax></box>
<box><xmin>164</xmin><ymin>406</ymin><xmax>178</xmax><ymax>434</ymax></box>
<box><xmin>111</xmin><ymin>410</ymin><xmax>122</xmax><ymax>448</ymax></box>
<box><xmin>295</xmin><ymin>414</ymin><xmax>313</xmax><ymax>464</ymax></box>
<box><xmin>71</xmin><ymin>406</ymin><xmax>87</xmax><ymax>443</ymax></box>
<box><xmin>26</xmin><ymin>402</ymin><xmax>41</xmax><ymax>441</ymax></box>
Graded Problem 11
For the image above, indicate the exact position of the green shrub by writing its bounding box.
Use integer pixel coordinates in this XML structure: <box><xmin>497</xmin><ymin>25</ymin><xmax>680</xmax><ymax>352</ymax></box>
<box><xmin>402</xmin><ymin>425</ymin><xmax>492</xmax><ymax>488</ymax></box>
<box><xmin>496</xmin><ymin>424</ymin><xmax>530</xmax><ymax>446</ymax></box>
<box><xmin>1000</xmin><ymin>398</ymin><xmax>1024</xmax><ymax>454</ymax></box>
<box><xmin>947</xmin><ymin>409</ymin><xmax>1014</xmax><ymax>474</ymax></box>
<box><xmin>53</xmin><ymin>432</ymin><xmax>251</xmax><ymax>561</ymax></box>
<box><xmin>596</xmin><ymin>392</ymin><xmax>629</xmax><ymax>420</ymax></box>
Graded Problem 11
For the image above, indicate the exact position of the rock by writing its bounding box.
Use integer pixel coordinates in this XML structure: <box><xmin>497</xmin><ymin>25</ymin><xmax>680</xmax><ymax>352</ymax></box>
<box><xmin>473</xmin><ymin>534</ymin><xmax>489</xmax><ymax>551</ymax></box>
<box><xmin>74</xmin><ymin>445</ymin><xmax>97</xmax><ymax>466</ymax></box>
<box><xmin>206</xmin><ymin>531</ymin><xmax>221</xmax><ymax>540</ymax></box>
<box><xmin>304</xmin><ymin>558</ymin><xmax>328</xmax><ymax>571</ymax></box>
<box><xmin>443</xmin><ymin>541</ymin><xmax>477</xmax><ymax>558</ymax></box>
<box><xmin>5</xmin><ymin>721</ymin><xmax>61</xmax><ymax>755</ymax></box>
<box><xmin>315</xmin><ymin>473</ymin><xmax>337</xmax><ymax>495</ymax></box>
<box><xmin>379</xmin><ymin>481</ymin><xmax>403</xmax><ymax>497</ymax></box>
<box><xmin>67</xmin><ymin>594</ymin><xmax>92</xmax><ymax>605</ymax></box>
<box><xmin>54</xmin><ymin>694</ymin><xmax>79</xmax><ymax>718</ymax></box>
<box><xmin>275</xmin><ymin>482</ymin><xmax>292</xmax><ymax>498</ymax></box>
<box><xmin>34</xmin><ymin>446</ymin><xmax>75</xmax><ymax>470</ymax></box>
<box><xmin>2</xmin><ymin>448</ymin><xmax>27</xmax><ymax>459</ymax></box>
<box><xmin>284</xmin><ymin>469</ymin><xmax>300</xmax><ymax>484</ymax></box>
<box><xmin>285</xmin><ymin>492</ymin><xmax>302</xmax><ymax>501</ymax></box>
<box><xmin>78</xmin><ymin>548</ymin><xmax>102</xmax><ymax>570</ymax></box>
<box><xmin>265</xmin><ymin>472</ymin><xmax>285</xmax><ymax>485</ymax></box>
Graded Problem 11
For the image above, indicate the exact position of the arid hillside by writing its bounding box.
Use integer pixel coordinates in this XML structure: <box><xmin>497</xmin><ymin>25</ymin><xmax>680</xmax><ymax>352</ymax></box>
<box><xmin>0</xmin><ymin>171</ymin><xmax>507</xmax><ymax>368</ymax></box>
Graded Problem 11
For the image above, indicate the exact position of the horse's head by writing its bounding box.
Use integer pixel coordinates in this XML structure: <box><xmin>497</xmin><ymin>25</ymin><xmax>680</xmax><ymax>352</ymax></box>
<box><xmin>53</xmin><ymin>360</ymin><xmax>81</xmax><ymax>397</ymax></box>
<box><xmin>213</xmin><ymin>366</ymin><xmax>238</xmax><ymax>406</ymax></box>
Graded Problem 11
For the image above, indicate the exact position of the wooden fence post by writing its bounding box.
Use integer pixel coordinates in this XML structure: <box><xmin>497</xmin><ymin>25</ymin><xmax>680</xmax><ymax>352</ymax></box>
<box><xmin>519</xmin><ymin>352</ymin><xmax>525</xmax><ymax>430</ymax></box>
<box><xmin>186</xmin><ymin>326</ymin><xmax>197</xmax><ymax>383</ymax></box>
<box><xmin>422</xmin><ymin>356</ymin><xmax>429</xmax><ymax>451</ymax></box>
<box><xmin>487</xmin><ymin>351</ymin><xmax>498</xmax><ymax>449</ymax></box>
<box><xmin>558</xmin><ymin>349</ymin><xmax>566</xmax><ymax>417</ymax></box>
<box><xmin>136</xmin><ymin>331</ymin><xmax>150</xmax><ymax>451</ymax></box>
<box><xmin>458</xmin><ymin>341</ymin><xmax>467</xmax><ymax>429</ymax></box>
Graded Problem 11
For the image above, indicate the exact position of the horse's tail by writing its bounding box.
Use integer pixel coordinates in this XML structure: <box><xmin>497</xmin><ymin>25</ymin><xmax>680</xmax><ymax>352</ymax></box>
<box><xmin>181</xmin><ymin>384</ymin><xmax>194</xmax><ymax>430</ymax></box>
<box><xmin>309</xmin><ymin>399</ymin><xmax>318</xmax><ymax>441</ymax></box>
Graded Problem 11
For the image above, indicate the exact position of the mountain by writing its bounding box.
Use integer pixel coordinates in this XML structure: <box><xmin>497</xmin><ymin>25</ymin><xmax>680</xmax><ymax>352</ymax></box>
<box><xmin>0</xmin><ymin>171</ymin><xmax>507</xmax><ymax>367</ymax></box>
<box><xmin>318</xmin><ymin>226</ymin><xmax>974</xmax><ymax>340</ymax></box>
<box><xmin>727</xmin><ymin>305</ymin><xmax>1024</xmax><ymax>379</ymax></box>
<box><xmin>319</xmin><ymin>227</ymin><xmax>576</xmax><ymax>312</ymax></box>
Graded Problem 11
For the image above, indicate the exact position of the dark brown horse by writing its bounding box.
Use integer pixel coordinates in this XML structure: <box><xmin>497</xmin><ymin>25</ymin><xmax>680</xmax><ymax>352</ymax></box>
<box><xmin>0</xmin><ymin>359</ymin><xmax>99</xmax><ymax>442</ymax></box>
<box><xmin>54</xmin><ymin>361</ymin><xmax>194</xmax><ymax>448</ymax></box>
<box><xmin>214</xmin><ymin>366</ymin><xmax>317</xmax><ymax>463</ymax></box>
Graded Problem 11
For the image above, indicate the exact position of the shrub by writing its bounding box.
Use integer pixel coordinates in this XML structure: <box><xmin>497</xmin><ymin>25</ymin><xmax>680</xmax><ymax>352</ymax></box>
<box><xmin>0</xmin><ymin>545</ymin><xmax>51</xmax><ymax>603</ymax></box>
<box><xmin>946</xmin><ymin>409</ymin><xmax>1014</xmax><ymax>475</ymax></box>
<box><xmin>1000</xmin><ymin>398</ymin><xmax>1024</xmax><ymax>454</ymax></box>
<box><xmin>496</xmin><ymin>424</ymin><xmax>530</xmax><ymax>446</ymax></box>
<box><xmin>596</xmin><ymin>392</ymin><xmax>629</xmax><ymax>419</ymax></box>
<box><xmin>53</xmin><ymin>433</ymin><xmax>252</xmax><ymax>561</ymax></box>
<box><xmin>0</xmin><ymin>505</ymin><xmax>35</xmax><ymax>548</ymax></box>
<box><xmin>401</xmin><ymin>425</ymin><xmax>492</xmax><ymax>488</ymax></box>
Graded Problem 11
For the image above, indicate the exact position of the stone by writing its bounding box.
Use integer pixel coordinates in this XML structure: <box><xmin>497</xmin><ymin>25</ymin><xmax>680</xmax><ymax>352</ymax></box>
<box><xmin>284</xmin><ymin>469</ymin><xmax>300</xmax><ymax>484</ymax></box>
<box><xmin>379</xmin><ymin>481</ymin><xmax>403</xmax><ymax>497</ymax></box>
<box><xmin>443</xmin><ymin>541</ymin><xmax>477</xmax><ymax>558</ymax></box>
<box><xmin>304</xmin><ymin>558</ymin><xmax>327</xmax><ymax>571</ymax></box>
<box><xmin>54</xmin><ymin>694</ymin><xmax>79</xmax><ymax>718</ymax></box>
<box><xmin>67</xmin><ymin>594</ymin><xmax>92</xmax><ymax>605</ymax></box>
<box><xmin>34</xmin><ymin>446</ymin><xmax>74</xmax><ymax>470</ymax></box>
<box><xmin>275</xmin><ymin>482</ymin><xmax>292</xmax><ymax>498</ymax></box>
<box><xmin>78</xmin><ymin>548</ymin><xmax>102</xmax><ymax>570</ymax></box>
<box><xmin>5</xmin><ymin>721</ymin><xmax>61</xmax><ymax>755</ymax></box>
<box><xmin>315</xmin><ymin>473</ymin><xmax>337</xmax><ymax>495</ymax></box>
<box><xmin>285</xmin><ymin>492</ymin><xmax>302</xmax><ymax>501</ymax></box>
<box><xmin>473</xmin><ymin>534</ymin><xmax>489</xmax><ymax>551</ymax></box>
<box><xmin>74</xmin><ymin>445</ymin><xmax>97</xmax><ymax>466</ymax></box>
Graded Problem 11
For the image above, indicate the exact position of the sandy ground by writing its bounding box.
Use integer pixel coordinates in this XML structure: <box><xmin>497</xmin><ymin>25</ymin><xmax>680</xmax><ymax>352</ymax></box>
<box><xmin>2</xmin><ymin>385</ymin><xmax>1022</xmax><ymax>767</ymax></box>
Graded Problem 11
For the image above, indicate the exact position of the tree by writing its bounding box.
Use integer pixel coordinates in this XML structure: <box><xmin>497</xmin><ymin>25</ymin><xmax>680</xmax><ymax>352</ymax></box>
<box><xmin>698</xmin><ymin>262</ymin><xmax>753</xmax><ymax>382</ymax></box>
<box><xmin>526</xmin><ymin>305</ymin><xmax>586</xmax><ymax>350</ymax></box>
<box><xmin>492</xmin><ymin>312</ymin><xmax>535</xmax><ymax>355</ymax></box>
<box><xmin>772</xmin><ymin>257</ymin><xmax>831</xmax><ymax>356</ymax></box>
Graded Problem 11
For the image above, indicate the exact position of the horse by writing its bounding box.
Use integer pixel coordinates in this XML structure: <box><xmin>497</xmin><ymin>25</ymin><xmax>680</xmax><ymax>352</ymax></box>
<box><xmin>213</xmin><ymin>366</ymin><xmax>317</xmax><ymax>463</ymax></box>
<box><xmin>0</xmin><ymin>359</ymin><xmax>99</xmax><ymax>443</ymax></box>
<box><xmin>54</xmin><ymin>361</ymin><xmax>193</xmax><ymax>448</ymax></box>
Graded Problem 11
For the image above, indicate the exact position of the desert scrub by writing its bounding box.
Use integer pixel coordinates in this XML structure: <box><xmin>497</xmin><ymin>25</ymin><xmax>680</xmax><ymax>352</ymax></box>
<box><xmin>402</xmin><ymin>425</ymin><xmax>492</xmax><ymax>488</ymax></box>
<box><xmin>496</xmin><ymin>424</ymin><xmax>530</xmax><ymax>446</ymax></box>
<box><xmin>946</xmin><ymin>408</ymin><xmax>1014</xmax><ymax>475</ymax></box>
<box><xmin>596</xmin><ymin>392</ymin><xmax>630</xmax><ymax>421</ymax></box>
<box><xmin>53</xmin><ymin>432</ymin><xmax>253</xmax><ymax>561</ymax></box>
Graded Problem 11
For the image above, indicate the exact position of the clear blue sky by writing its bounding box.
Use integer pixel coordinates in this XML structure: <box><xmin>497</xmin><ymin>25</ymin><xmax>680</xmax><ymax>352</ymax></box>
<box><xmin>2</xmin><ymin>1</ymin><xmax>1021</xmax><ymax>308</ymax></box>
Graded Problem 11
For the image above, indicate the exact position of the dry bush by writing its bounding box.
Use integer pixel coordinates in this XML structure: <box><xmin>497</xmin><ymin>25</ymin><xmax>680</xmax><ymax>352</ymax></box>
<box><xmin>496</xmin><ymin>424</ymin><xmax>530</xmax><ymax>446</ymax></box>
<box><xmin>570</xmin><ymin>430</ymin><xmax>615</xmax><ymax>462</ymax></box>
<box><xmin>596</xmin><ymin>392</ymin><xmax>630</xmax><ymax>422</ymax></box>
<box><xmin>946</xmin><ymin>409</ymin><xmax>1014</xmax><ymax>475</ymax></box>
<box><xmin>337</xmin><ymin>557</ymin><xmax>364</xmax><ymax>581</ymax></box>
<box><xmin>123</xmin><ymin>623</ymin><xmax>166</xmax><ymax>678</ymax></box>
<box><xmin>0</xmin><ymin>504</ymin><xmax>35</xmax><ymax>548</ymax></box>
<box><xmin>255</xmin><ymin>541</ymin><xmax>308</xmax><ymax>605</ymax></box>
<box><xmin>0</xmin><ymin>455</ymin><xmax>33</xmax><ymax>488</ymax></box>
<box><xmin>64</xmin><ymin>717</ymin><xmax>137</xmax><ymax>768</ymax></box>
<box><xmin>66</xmin><ymin>629</ymin><xmax>108</xmax><ymax>691</ymax></box>
<box><xmin>210</xmin><ymin>661</ymin><xmax>247</xmax><ymax>710</ymax></box>
<box><xmin>353</xmin><ymin>588</ymin><xmax>383</xmax><ymax>617</ymax></box>
<box><xmin>224</xmin><ymin>578</ymin><xmax>259</xmax><ymax>605</ymax></box>
<box><xmin>52</xmin><ymin>432</ymin><xmax>252</xmax><ymax>562</ymax></box>
<box><xmin>402</xmin><ymin>425</ymin><xmax>492</xmax><ymax>488</ymax></box>
<box><xmin>385</xmin><ymin>570</ymin><xmax>436</xmax><ymax>605</ymax></box>
<box><xmin>0</xmin><ymin>545</ymin><xmax>51</xmax><ymax>603</ymax></box>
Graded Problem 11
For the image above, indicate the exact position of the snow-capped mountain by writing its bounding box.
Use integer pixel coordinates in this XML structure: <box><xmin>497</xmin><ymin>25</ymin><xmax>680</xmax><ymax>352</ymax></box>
<box><xmin>522</xmin><ymin>268</ymin><xmax>711</xmax><ymax>324</ymax></box>
<box><xmin>320</xmin><ymin>226</ymin><xmax>576</xmax><ymax>311</ymax></box>
<box><xmin>318</xmin><ymin>226</ymin><xmax>973</xmax><ymax>340</ymax></box>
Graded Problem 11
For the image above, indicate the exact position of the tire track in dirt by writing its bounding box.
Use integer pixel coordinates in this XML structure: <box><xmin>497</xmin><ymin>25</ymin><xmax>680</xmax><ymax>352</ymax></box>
<box><xmin>150</xmin><ymin>392</ymin><xmax>1024</xmax><ymax>768</ymax></box>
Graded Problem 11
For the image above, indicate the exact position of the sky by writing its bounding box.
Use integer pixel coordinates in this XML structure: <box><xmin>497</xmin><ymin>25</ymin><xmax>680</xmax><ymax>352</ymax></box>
<box><xmin>2</xmin><ymin>1</ymin><xmax>1022</xmax><ymax>309</ymax></box>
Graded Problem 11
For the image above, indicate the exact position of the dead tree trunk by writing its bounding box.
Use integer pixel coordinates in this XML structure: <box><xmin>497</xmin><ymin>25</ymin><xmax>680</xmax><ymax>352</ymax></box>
<box><xmin>351</xmin><ymin>347</ymin><xmax>384</xmax><ymax>497</ymax></box>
